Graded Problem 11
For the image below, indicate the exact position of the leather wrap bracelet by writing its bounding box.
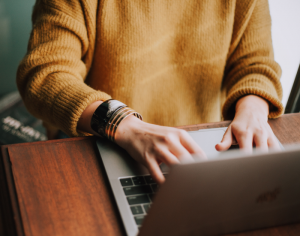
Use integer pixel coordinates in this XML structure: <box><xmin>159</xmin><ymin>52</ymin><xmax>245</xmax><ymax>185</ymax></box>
<box><xmin>91</xmin><ymin>99</ymin><xmax>142</xmax><ymax>141</ymax></box>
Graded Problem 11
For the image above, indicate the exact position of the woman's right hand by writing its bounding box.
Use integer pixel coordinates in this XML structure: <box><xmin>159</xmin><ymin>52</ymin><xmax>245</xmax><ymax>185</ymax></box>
<box><xmin>115</xmin><ymin>115</ymin><xmax>206</xmax><ymax>184</ymax></box>
<box><xmin>78</xmin><ymin>101</ymin><xmax>206</xmax><ymax>184</ymax></box>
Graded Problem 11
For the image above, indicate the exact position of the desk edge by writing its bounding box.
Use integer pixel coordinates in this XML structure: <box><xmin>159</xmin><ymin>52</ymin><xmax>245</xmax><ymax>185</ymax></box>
<box><xmin>0</xmin><ymin>145</ymin><xmax>25</xmax><ymax>236</ymax></box>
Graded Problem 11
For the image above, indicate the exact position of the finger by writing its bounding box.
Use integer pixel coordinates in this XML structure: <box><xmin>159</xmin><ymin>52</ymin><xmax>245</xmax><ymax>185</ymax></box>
<box><xmin>179</xmin><ymin>131</ymin><xmax>207</xmax><ymax>159</ymax></box>
<box><xmin>157</xmin><ymin>148</ymin><xmax>181</xmax><ymax>166</ymax></box>
<box><xmin>215</xmin><ymin>126</ymin><xmax>233</xmax><ymax>151</ymax></box>
<box><xmin>268</xmin><ymin>137</ymin><xmax>281</xmax><ymax>150</ymax></box>
<box><xmin>234</xmin><ymin>128</ymin><xmax>253</xmax><ymax>153</ymax></box>
<box><xmin>266</xmin><ymin>126</ymin><xmax>281</xmax><ymax>150</ymax></box>
<box><xmin>146</xmin><ymin>158</ymin><xmax>165</xmax><ymax>184</ymax></box>
<box><xmin>253</xmin><ymin>132</ymin><xmax>268</xmax><ymax>151</ymax></box>
<box><xmin>170</xmin><ymin>144</ymin><xmax>195</xmax><ymax>163</ymax></box>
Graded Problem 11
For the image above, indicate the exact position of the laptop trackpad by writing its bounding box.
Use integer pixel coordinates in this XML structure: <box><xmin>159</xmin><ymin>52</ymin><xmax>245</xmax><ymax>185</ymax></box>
<box><xmin>160</xmin><ymin>128</ymin><xmax>228</xmax><ymax>172</ymax></box>
<box><xmin>188</xmin><ymin>127</ymin><xmax>227</xmax><ymax>158</ymax></box>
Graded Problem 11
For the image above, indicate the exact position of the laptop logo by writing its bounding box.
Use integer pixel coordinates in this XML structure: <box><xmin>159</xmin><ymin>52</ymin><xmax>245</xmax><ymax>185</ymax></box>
<box><xmin>256</xmin><ymin>187</ymin><xmax>281</xmax><ymax>203</ymax></box>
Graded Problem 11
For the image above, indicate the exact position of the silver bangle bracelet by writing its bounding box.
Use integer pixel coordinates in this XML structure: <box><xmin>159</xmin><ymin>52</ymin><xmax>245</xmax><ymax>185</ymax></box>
<box><xmin>91</xmin><ymin>99</ymin><xmax>142</xmax><ymax>141</ymax></box>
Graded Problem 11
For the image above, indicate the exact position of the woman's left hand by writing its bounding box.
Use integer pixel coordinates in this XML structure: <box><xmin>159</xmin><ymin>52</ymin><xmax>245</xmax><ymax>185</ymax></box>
<box><xmin>215</xmin><ymin>95</ymin><xmax>281</xmax><ymax>152</ymax></box>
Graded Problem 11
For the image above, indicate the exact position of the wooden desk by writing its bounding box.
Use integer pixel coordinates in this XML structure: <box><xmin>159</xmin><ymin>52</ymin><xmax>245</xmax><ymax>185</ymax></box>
<box><xmin>1</xmin><ymin>113</ymin><xmax>300</xmax><ymax>236</ymax></box>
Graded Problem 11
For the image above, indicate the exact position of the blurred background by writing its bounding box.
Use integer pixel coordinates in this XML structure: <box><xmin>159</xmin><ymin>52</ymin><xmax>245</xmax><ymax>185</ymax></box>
<box><xmin>0</xmin><ymin>0</ymin><xmax>300</xmax><ymax>107</ymax></box>
<box><xmin>0</xmin><ymin>0</ymin><xmax>35</xmax><ymax>96</ymax></box>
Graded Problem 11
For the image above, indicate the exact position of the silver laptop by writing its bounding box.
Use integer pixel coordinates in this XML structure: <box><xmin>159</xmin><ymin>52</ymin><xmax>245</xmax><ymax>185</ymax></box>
<box><xmin>96</xmin><ymin>127</ymin><xmax>300</xmax><ymax>236</ymax></box>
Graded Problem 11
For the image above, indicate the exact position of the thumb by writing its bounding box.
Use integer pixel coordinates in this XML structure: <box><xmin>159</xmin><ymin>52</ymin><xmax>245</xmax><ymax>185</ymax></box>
<box><xmin>215</xmin><ymin>126</ymin><xmax>233</xmax><ymax>151</ymax></box>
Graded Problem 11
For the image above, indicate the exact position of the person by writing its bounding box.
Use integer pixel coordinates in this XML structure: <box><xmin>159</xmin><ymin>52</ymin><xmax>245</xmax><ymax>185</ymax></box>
<box><xmin>16</xmin><ymin>0</ymin><xmax>284</xmax><ymax>184</ymax></box>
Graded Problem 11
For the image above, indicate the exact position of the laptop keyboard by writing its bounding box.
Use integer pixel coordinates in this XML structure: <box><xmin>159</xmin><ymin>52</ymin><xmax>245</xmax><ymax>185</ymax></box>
<box><xmin>119</xmin><ymin>175</ymin><xmax>166</xmax><ymax>226</ymax></box>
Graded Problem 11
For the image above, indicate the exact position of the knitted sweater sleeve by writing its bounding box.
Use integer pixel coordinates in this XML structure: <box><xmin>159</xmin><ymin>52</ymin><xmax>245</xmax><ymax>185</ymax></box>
<box><xmin>222</xmin><ymin>0</ymin><xmax>283</xmax><ymax>120</ymax></box>
<box><xmin>16</xmin><ymin>0</ymin><xmax>111</xmax><ymax>137</ymax></box>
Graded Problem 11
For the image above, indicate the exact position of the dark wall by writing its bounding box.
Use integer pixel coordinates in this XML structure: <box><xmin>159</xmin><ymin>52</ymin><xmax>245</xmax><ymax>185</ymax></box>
<box><xmin>0</xmin><ymin>0</ymin><xmax>35</xmax><ymax>96</ymax></box>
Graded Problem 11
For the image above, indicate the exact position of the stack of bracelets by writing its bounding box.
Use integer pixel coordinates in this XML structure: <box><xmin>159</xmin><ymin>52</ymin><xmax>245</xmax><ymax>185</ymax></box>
<box><xmin>91</xmin><ymin>99</ymin><xmax>143</xmax><ymax>142</ymax></box>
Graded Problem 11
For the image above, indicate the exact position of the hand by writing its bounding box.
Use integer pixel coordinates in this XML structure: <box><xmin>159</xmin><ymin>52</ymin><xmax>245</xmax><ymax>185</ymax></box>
<box><xmin>115</xmin><ymin>115</ymin><xmax>206</xmax><ymax>184</ymax></box>
<box><xmin>216</xmin><ymin>95</ymin><xmax>281</xmax><ymax>152</ymax></box>
<box><xmin>78</xmin><ymin>101</ymin><xmax>206</xmax><ymax>184</ymax></box>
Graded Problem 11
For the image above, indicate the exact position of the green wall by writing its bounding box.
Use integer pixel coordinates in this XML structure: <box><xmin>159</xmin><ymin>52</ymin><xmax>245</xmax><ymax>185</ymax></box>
<box><xmin>0</xmin><ymin>0</ymin><xmax>36</xmax><ymax>96</ymax></box>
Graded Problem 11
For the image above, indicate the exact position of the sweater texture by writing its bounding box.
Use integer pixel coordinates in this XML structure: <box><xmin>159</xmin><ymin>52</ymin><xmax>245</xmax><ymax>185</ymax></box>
<box><xmin>17</xmin><ymin>0</ymin><xmax>283</xmax><ymax>137</ymax></box>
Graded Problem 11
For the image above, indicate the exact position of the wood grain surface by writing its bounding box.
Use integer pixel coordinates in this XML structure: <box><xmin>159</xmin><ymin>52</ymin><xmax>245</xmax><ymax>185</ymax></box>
<box><xmin>6</xmin><ymin>138</ymin><xmax>125</xmax><ymax>236</ymax></box>
<box><xmin>0</xmin><ymin>146</ymin><xmax>19</xmax><ymax>236</ymax></box>
<box><xmin>1</xmin><ymin>113</ymin><xmax>300</xmax><ymax>236</ymax></box>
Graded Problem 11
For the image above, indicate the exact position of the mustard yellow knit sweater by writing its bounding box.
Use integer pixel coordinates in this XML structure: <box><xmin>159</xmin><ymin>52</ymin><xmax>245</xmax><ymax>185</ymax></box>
<box><xmin>17</xmin><ymin>0</ymin><xmax>283</xmax><ymax>137</ymax></box>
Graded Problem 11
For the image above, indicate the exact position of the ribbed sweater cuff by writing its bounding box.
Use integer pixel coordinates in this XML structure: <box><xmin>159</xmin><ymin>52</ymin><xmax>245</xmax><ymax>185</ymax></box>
<box><xmin>222</xmin><ymin>74</ymin><xmax>284</xmax><ymax>120</ymax></box>
<box><xmin>52</xmin><ymin>81</ymin><xmax>111</xmax><ymax>137</ymax></box>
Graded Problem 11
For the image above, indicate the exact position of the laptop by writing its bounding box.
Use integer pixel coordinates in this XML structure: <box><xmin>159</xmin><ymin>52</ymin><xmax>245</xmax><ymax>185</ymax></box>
<box><xmin>96</xmin><ymin>127</ymin><xmax>300</xmax><ymax>236</ymax></box>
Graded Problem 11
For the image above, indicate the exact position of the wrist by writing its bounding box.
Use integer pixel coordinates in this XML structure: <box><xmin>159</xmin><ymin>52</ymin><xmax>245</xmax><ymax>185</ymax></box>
<box><xmin>87</xmin><ymin>99</ymin><xmax>143</xmax><ymax>141</ymax></box>
<box><xmin>114</xmin><ymin>114</ymin><xmax>144</xmax><ymax>145</ymax></box>
<box><xmin>235</xmin><ymin>95</ymin><xmax>269</xmax><ymax>117</ymax></box>
<box><xmin>78</xmin><ymin>101</ymin><xmax>103</xmax><ymax>136</ymax></box>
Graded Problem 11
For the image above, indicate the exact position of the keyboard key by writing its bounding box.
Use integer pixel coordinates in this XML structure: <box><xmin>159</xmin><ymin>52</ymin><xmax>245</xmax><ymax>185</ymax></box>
<box><xmin>134</xmin><ymin>215</ymin><xmax>145</xmax><ymax>225</ymax></box>
<box><xmin>120</xmin><ymin>178</ymin><xmax>133</xmax><ymax>186</ymax></box>
<box><xmin>144</xmin><ymin>175</ymin><xmax>156</xmax><ymax>184</ymax></box>
<box><xmin>143</xmin><ymin>204</ymin><xmax>151</xmax><ymax>213</ymax></box>
<box><xmin>127</xmin><ymin>195</ymin><xmax>150</xmax><ymax>205</ymax></box>
<box><xmin>130</xmin><ymin>205</ymin><xmax>144</xmax><ymax>215</ymax></box>
<box><xmin>148</xmin><ymin>193</ymin><xmax>155</xmax><ymax>201</ymax></box>
<box><xmin>123</xmin><ymin>185</ymin><xmax>152</xmax><ymax>196</ymax></box>
<box><xmin>132</xmin><ymin>176</ymin><xmax>146</xmax><ymax>185</ymax></box>
<box><xmin>151</xmin><ymin>184</ymin><xmax>159</xmax><ymax>193</ymax></box>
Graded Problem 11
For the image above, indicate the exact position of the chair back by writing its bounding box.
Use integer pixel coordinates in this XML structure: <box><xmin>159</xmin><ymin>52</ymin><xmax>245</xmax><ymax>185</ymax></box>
<box><xmin>285</xmin><ymin>64</ymin><xmax>300</xmax><ymax>113</ymax></box>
